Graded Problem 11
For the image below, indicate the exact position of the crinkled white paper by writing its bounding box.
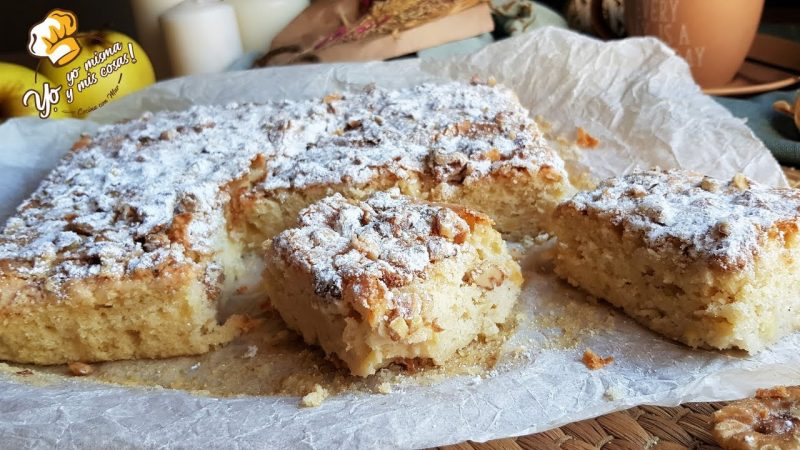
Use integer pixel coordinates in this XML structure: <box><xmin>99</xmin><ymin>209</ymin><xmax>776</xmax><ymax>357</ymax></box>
<box><xmin>0</xmin><ymin>29</ymin><xmax>796</xmax><ymax>449</ymax></box>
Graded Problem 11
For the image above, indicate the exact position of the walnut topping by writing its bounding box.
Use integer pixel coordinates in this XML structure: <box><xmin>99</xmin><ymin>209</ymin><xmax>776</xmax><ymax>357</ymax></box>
<box><xmin>701</xmin><ymin>176</ymin><xmax>720</xmax><ymax>192</ymax></box>
<box><xmin>758</xmin><ymin>387</ymin><xmax>791</xmax><ymax>399</ymax></box>
<box><xmin>560</xmin><ymin>170</ymin><xmax>800</xmax><ymax>271</ymax></box>
<box><xmin>323</xmin><ymin>93</ymin><xmax>342</xmax><ymax>104</ymax></box>
<box><xmin>159</xmin><ymin>129</ymin><xmax>177</xmax><ymax>141</ymax></box>
<box><xmin>732</xmin><ymin>173</ymin><xmax>751</xmax><ymax>191</ymax></box>
<box><xmin>626</xmin><ymin>186</ymin><xmax>648</xmax><ymax>198</ymax></box>
<box><xmin>272</xmin><ymin>191</ymin><xmax>481</xmax><ymax>305</ymax></box>
<box><xmin>432</xmin><ymin>209</ymin><xmax>470</xmax><ymax>244</ymax></box>
<box><xmin>715</xmin><ymin>220</ymin><xmax>732</xmax><ymax>237</ymax></box>
<box><xmin>68</xmin><ymin>362</ymin><xmax>94</xmax><ymax>376</ymax></box>
<box><xmin>1</xmin><ymin>82</ymin><xmax>564</xmax><ymax>293</ymax></box>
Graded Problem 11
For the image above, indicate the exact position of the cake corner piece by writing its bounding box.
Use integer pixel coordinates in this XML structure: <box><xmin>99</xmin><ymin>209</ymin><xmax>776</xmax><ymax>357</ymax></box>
<box><xmin>263</xmin><ymin>190</ymin><xmax>523</xmax><ymax>377</ymax></box>
<box><xmin>552</xmin><ymin>169</ymin><xmax>800</xmax><ymax>352</ymax></box>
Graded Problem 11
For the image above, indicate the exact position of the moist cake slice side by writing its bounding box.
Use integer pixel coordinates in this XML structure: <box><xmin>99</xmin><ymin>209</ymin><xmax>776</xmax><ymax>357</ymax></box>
<box><xmin>263</xmin><ymin>191</ymin><xmax>523</xmax><ymax>377</ymax></box>
<box><xmin>553</xmin><ymin>169</ymin><xmax>800</xmax><ymax>352</ymax></box>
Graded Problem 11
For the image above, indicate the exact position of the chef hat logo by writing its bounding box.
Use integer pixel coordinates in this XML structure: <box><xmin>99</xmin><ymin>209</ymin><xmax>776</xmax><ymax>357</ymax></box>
<box><xmin>28</xmin><ymin>9</ymin><xmax>82</xmax><ymax>67</ymax></box>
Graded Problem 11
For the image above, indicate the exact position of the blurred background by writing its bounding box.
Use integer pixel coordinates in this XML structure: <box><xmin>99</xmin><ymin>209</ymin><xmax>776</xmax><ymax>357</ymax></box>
<box><xmin>1</xmin><ymin>0</ymin><xmax>797</xmax><ymax>56</ymax></box>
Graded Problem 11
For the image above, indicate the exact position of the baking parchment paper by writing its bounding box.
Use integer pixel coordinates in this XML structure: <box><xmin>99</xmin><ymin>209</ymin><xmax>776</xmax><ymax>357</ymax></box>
<box><xmin>0</xmin><ymin>28</ymin><xmax>797</xmax><ymax>449</ymax></box>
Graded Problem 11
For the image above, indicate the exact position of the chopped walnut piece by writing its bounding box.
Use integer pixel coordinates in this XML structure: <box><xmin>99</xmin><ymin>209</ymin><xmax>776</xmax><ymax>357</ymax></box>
<box><xmin>582</xmin><ymin>348</ymin><xmax>614</xmax><ymax>370</ymax></box>
<box><xmin>758</xmin><ymin>386</ymin><xmax>791</xmax><ymax>399</ymax></box>
<box><xmin>700</xmin><ymin>176</ymin><xmax>720</xmax><ymax>192</ymax></box>
<box><xmin>576</xmin><ymin>127</ymin><xmax>600</xmax><ymax>149</ymax></box>
<box><xmin>68</xmin><ymin>362</ymin><xmax>94</xmax><ymax>376</ymax></box>
<box><xmin>323</xmin><ymin>93</ymin><xmax>342</xmax><ymax>104</ymax></box>
<box><xmin>715</xmin><ymin>220</ymin><xmax>732</xmax><ymax>237</ymax></box>
<box><xmin>627</xmin><ymin>186</ymin><xmax>648</xmax><ymax>198</ymax></box>
<box><xmin>731</xmin><ymin>173</ymin><xmax>751</xmax><ymax>191</ymax></box>
<box><xmin>432</xmin><ymin>209</ymin><xmax>469</xmax><ymax>244</ymax></box>
<box><xmin>466</xmin><ymin>265</ymin><xmax>506</xmax><ymax>289</ymax></box>
<box><xmin>159</xmin><ymin>129</ymin><xmax>177</xmax><ymax>141</ymax></box>
<box><xmin>713</xmin><ymin>385</ymin><xmax>800</xmax><ymax>450</ymax></box>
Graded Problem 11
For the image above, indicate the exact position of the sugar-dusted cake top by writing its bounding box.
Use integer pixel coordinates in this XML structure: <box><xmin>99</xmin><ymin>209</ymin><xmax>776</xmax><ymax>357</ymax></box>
<box><xmin>0</xmin><ymin>81</ymin><xmax>561</xmax><ymax>289</ymax></box>
<box><xmin>272</xmin><ymin>191</ymin><xmax>487</xmax><ymax>303</ymax></box>
<box><xmin>559</xmin><ymin>170</ymin><xmax>800</xmax><ymax>270</ymax></box>
<box><xmin>260</xmin><ymin>82</ymin><xmax>565</xmax><ymax>190</ymax></box>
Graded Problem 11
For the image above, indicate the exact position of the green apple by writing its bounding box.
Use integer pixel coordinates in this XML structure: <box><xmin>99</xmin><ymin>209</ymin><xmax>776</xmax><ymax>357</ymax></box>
<box><xmin>0</xmin><ymin>62</ymin><xmax>71</xmax><ymax>120</ymax></box>
<box><xmin>39</xmin><ymin>30</ymin><xmax>155</xmax><ymax>118</ymax></box>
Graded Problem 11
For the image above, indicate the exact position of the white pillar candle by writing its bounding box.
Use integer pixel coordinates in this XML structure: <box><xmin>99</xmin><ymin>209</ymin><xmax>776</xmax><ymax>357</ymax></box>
<box><xmin>130</xmin><ymin>0</ymin><xmax>184</xmax><ymax>79</ymax></box>
<box><xmin>160</xmin><ymin>0</ymin><xmax>244</xmax><ymax>76</ymax></box>
<box><xmin>225</xmin><ymin>0</ymin><xmax>309</xmax><ymax>53</ymax></box>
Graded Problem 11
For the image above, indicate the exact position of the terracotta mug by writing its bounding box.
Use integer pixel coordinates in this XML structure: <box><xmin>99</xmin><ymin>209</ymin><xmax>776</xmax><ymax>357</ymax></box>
<box><xmin>624</xmin><ymin>0</ymin><xmax>764</xmax><ymax>88</ymax></box>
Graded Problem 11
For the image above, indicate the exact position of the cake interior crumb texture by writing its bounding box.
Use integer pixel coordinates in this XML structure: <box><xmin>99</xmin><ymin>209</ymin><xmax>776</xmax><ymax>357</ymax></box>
<box><xmin>0</xmin><ymin>81</ymin><xmax>560</xmax><ymax>365</ymax></box>
<box><xmin>553</xmin><ymin>170</ymin><xmax>800</xmax><ymax>352</ymax></box>
<box><xmin>264</xmin><ymin>192</ymin><xmax>523</xmax><ymax>376</ymax></box>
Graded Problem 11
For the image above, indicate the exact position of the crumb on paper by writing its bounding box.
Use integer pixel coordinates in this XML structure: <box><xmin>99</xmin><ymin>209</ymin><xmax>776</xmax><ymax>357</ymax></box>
<box><xmin>323</xmin><ymin>93</ymin><xmax>342</xmax><ymax>104</ymax></box>
<box><xmin>576</xmin><ymin>127</ymin><xmax>600</xmax><ymax>149</ymax></box>
<box><xmin>604</xmin><ymin>385</ymin><xmax>623</xmax><ymax>401</ymax></box>
<box><xmin>68</xmin><ymin>362</ymin><xmax>93</xmax><ymax>376</ymax></box>
<box><xmin>377</xmin><ymin>382</ymin><xmax>393</xmax><ymax>394</ymax></box>
<box><xmin>582</xmin><ymin>348</ymin><xmax>614</xmax><ymax>370</ymax></box>
<box><xmin>242</xmin><ymin>345</ymin><xmax>258</xmax><ymax>359</ymax></box>
<box><xmin>15</xmin><ymin>369</ymin><xmax>33</xmax><ymax>377</ymax></box>
<box><xmin>301</xmin><ymin>384</ymin><xmax>329</xmax><ymax>408</ymax></box>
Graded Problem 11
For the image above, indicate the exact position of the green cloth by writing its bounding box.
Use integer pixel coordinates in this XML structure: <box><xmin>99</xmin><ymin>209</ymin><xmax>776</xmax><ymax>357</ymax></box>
<box><xmin>714</xmin><ymin>24</ymin><xmax>800</xmax><ymax>167</ymax></box>
<box><xmin>715</xmin><ymin>90</ymin><xmax>800</xmax><ymax>166</ymax></box>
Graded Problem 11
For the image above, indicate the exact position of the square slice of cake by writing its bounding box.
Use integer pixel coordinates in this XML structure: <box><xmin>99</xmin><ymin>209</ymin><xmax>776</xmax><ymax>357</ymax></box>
<box><xmin>553</xmin><ymin>170</ymin><xmax>800</xmax><ymax>352</ymax></box>
<box><xmin>263</xmin><ymin>191</ymin><xmax>523</xmax><ymax>376</ymax></box>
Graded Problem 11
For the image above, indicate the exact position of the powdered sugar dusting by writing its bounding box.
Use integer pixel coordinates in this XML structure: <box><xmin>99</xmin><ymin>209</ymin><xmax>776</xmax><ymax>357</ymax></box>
<box><xmin>0</xmin><ymin>82</ymin><xmax>560</xmax><ymax>293</ymax></box>
<box><xmin>260</xmin><ymin>83</ymin><xmax>563</xmax><ymax>190</ymax></box>
<box><xmin>0</xmin><ymin>102</ymin><xmax>281</xmax><ymax>288</ymax></box>
<box><xmin>562</xmin><ymin>170</ymin><xmax>800</xmax><ymax>270</ymax></box>
<box><xmin>272</xmin><ymin>191</ymin><xmax>473</xmax><ymax>302</ymax></box>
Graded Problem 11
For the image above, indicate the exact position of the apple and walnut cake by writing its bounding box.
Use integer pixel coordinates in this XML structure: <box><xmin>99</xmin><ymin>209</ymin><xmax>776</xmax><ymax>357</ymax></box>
<box><xmin>0</xmin><ymin>81</ymin><xmax>567</xmax><ymax>365</ymax></box>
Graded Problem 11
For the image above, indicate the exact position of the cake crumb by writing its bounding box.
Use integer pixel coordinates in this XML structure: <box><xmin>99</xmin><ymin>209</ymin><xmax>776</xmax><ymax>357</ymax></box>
<box><xmin>242</xmin><ymin>345</ymin><xmax>258</xmax><ymax>359</ymax></box>
<box><xmin>300</xmin><ymin>384</ymin><xmax>329</xmax><ymax>407</ymax></box>
<box><xmin>582</xmin><ymin>348</ymin><xmax>614</xmax><ymax>370</ymax></box>
<box><xmin>576</xmin><ymin>127</ymin><xmax>600</xmax><ymax>149</ymax></box>
<box><xmin>604</xmin><ymin>385</ymin><xmax>623</xmax><ymax>401</ymax></box>
<box><xmin>68</xmin><ymin>362</ymin><xmax>93</xmax><ymax>376</ymax></box>
<box><xmin>377</xmin><ymin>382</ymin><xmax>393</xmax><ymax>394</ymax></box>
